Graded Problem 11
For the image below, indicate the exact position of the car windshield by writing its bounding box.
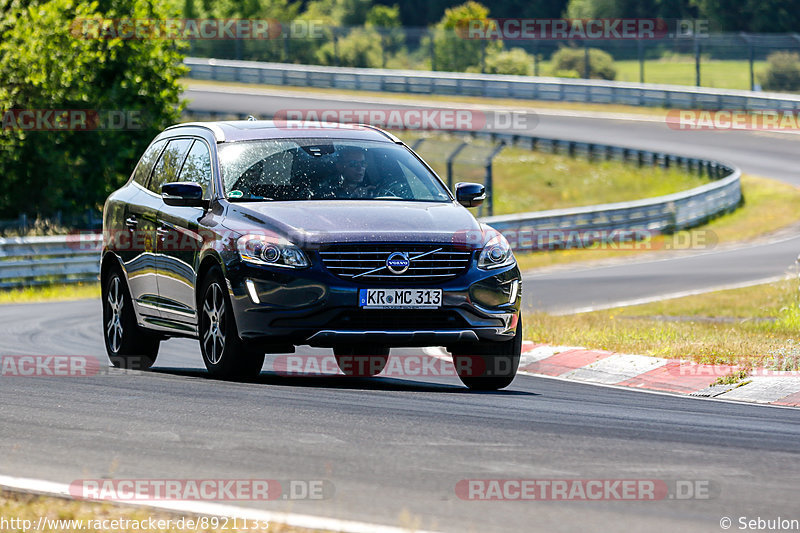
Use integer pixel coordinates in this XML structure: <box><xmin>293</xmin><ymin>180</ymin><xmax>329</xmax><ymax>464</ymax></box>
<box><xmin>217</xmin><ymin>138</ymin><xmax>452</xmax><ymax>202</ymax></box>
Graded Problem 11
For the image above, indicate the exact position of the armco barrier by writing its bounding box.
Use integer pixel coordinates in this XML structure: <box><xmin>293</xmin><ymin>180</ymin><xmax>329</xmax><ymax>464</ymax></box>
<box><xmin>0</xmin><ymin>234</ymin><xmax>101</xmax><ymax>289</ymax></box>
<box><xmin>184</xmin><ymin>57</ymin><xmax>800</xmax><ymax>111</ymax></box>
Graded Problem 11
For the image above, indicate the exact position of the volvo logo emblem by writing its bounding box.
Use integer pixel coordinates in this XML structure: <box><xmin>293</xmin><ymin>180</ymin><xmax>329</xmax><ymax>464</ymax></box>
<box><xmin>386</xmin><ymin>252</ymin><xmax>410</xmax><ymax>274</ymax></box>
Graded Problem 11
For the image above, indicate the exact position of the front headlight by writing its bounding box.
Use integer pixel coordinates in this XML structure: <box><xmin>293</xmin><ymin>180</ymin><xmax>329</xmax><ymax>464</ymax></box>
<box><xmin>478</xmin><ymin>232</ymin><xmax>515</xmax><ymax>270</ymax></box>
<box><xmin>237</xmin><ymin>234</ymin><xmax>309</xmax><ymax>269</ymax></box>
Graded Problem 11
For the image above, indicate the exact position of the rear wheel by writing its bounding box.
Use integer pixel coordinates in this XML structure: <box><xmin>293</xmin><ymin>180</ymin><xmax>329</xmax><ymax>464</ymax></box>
<box><xmin>199</xmin><ymin>268</ymin><xmax>265</xmax><ymax>378</ymax></box>
<box><xmin>333</xmin><ymin>344</ymin><xmax>390</xmax><ymax>377</ymax></box>
<box><xmin>102</xmin><ymin>269</ymin><xmax>160</xmax><ymax>370</ymax></box>
<box><xmin>452</xmin><ymin>317</ymin><xmax>522</xmax><ymax>391</ymax></box>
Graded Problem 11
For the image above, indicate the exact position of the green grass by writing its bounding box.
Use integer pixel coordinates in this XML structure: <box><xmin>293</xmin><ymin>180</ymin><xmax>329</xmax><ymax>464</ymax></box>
<box><xmin>0</xmin><ymin>282</ymin><xmax>100</xmax><ymax>304</ymax></box>
<box><xmin>513</xmin><ymin>174</ymin><xmax>800</xmax><ymax>271</ymax></box>
<box><xmin>534</xmin><ymin>58</ymin><xmax>768</xmax><ymax>91</ymax></box>
<box><xmin>524</xmin><ymin>278</ymin><xmax>800</xmax><ymax>367</ymax></box>
<box><xmin>399</xmin><ymin>132</ymin><xmax>707</xmax><ymax>215</ymax></box>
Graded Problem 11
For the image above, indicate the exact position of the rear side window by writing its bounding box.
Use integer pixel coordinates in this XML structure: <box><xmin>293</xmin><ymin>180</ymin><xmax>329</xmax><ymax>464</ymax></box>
<box><xmin>177</xmin><ymin>140</ymin><xmax>213</xmax><ymax>199</ymax></box>
<box><xmin>148</xmin><ymin>138</ymin><xmax>193</xmax><ymax>194</ymax></box>
<box><xmin>132</xmin><ymin>139</ymin><xmax>166</xmax><ymax>186</ymax></box>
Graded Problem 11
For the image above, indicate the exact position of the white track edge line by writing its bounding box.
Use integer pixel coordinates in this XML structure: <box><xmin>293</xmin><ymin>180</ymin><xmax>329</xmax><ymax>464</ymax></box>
<box><xmin>549</xmin><ymin>275</ymin><xmax>788</xmax><ymax>315</ymax></box>
<box><xmin>0</xmin><ymin>475</ymin><xmax>441</xmax><ymax>533</ymax></box>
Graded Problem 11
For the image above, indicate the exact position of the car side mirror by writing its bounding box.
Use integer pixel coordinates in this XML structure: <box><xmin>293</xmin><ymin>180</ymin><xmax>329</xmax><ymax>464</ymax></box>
<box><xmin>455</xmin><ymin>182</ymin><xmax>485</xmax><ymax>208</ymax></box>
<box><xmin>161</xmin><ymin>182</ymin><xmax>209</xmax><ymax>208</ymax></box>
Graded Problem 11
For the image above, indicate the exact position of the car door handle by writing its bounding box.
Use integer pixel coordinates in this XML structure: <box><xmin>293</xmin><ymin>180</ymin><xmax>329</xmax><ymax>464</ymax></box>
<box><xmin>156</xmin><ymin>225</ymin><xmax>170</xmax><ymax>237</ymax></box>
<box><xmin>125</xmin><ymin>216</ymin><xmax>138</xmax><ymax>229</ymax></box>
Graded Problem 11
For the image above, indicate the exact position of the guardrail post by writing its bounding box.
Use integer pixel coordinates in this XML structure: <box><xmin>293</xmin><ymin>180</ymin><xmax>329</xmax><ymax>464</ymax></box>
<box><xmin>482</xmin><ymin>141</ymin><xmax>506</xmax><ymax>217</ymax></box>
<box><xmin>694</xmin><ymin>37</ymin><xmax>701</xmax><ymax>87</ymax></box>
<box><xmin>446</xmin><ymin>141</ymin><xmax>469</xmax><ymax>191</ymax></box>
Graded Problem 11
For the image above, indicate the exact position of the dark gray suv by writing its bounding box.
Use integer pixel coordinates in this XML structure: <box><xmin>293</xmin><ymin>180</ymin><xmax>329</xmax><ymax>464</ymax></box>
<box><xmin>101</xmin><ymin>121</ymin><xmax>522</xmax><ymax>390</ymax></box>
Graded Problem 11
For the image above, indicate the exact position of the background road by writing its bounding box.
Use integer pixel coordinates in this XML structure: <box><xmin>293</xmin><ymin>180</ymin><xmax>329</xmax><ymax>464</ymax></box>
<box><xmin>186</xmin><ymin>85</ymin><xmax>800</xmax><ymax>312</ymax></box>
<box><xmin>2</xmin><ymin>300</ymin><xmax>800</xmax><ymax>532</ymax></box>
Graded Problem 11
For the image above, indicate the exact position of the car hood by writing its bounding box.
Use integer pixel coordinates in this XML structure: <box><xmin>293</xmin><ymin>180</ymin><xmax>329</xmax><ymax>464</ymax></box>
<box><xmin>222</xmin><ymin>200</ymin><xmax>484</xmax><ymax>248</ymax></box>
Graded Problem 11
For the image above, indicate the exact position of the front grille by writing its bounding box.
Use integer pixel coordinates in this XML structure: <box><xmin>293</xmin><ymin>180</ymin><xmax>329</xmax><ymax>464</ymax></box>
<box><xmin>328</xmin><ymin>310</ymin><xmax>468</xmax><ymax>330</ymax></box>
<box><xmin>319</xmin><ymin>244</ymin><xmax>472</xmax><ymax>284</ymax></box>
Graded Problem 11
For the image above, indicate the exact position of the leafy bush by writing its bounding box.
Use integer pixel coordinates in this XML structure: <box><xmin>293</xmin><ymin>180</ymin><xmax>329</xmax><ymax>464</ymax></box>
<box><xmin>482</xmin><ymin>48</ymin><xmax>534</xmax><ymax>76</ymax></box>
<box><xmin>759</xmin><ymin>51</ymin><xmax>800</xmax><ymax>92</ymax></box>
<box><xmin>316</xmin><ymin>27</ymin><xmax>383</xmax><ymax>68</ymax></box>
<box><xmin>551</xmin><ymin>47</ymin><xmax>617</xmax><ymax>80</ymax></box>
<box><xmin>432</xmin><ymin>1</ymin><xmax>500</xmax><ymax>73</ymax></box>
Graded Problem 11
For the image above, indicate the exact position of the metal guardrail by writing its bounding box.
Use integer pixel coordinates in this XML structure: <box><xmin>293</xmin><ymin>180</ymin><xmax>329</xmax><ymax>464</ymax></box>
<box><xmin>185</xmin><ymin>57</ymin><xmax>800</xmax><ymax>111</ymax></box>
<box><xmin>0</xmin><ymin>234</ymin><xmax>101</xmax><ymax>289</ymax></box>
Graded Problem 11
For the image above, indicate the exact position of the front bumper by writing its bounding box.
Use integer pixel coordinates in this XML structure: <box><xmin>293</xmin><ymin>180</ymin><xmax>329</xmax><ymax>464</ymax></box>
<box><xmin>224</xmin><ymin>252</ymin><xmax>521</xmax><ymax>348</ymax></box>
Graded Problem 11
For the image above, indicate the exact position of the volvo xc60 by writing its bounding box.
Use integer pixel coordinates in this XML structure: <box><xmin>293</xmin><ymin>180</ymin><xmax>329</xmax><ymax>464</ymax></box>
<box><xmin>101</xmin><ymin>121</ymin><xmax>522</xmax><ymax>390</ymax></box>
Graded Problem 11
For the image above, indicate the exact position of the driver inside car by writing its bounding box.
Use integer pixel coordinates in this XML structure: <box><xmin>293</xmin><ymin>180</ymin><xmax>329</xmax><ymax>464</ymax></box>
<box><xmin>333</xmin><ymin>146</ymin><xmax>375</xmax><ymax>198</ymax></box>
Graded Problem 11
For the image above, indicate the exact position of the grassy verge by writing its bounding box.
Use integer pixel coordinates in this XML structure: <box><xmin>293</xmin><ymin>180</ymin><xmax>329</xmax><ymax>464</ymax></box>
<box><xmin>0</xmin><ymin>491</ymin><xmax>325</xmax><ymax>533</ymax></box>
<box><xmin>0</xmin><ymin>282</ymin><xmax>100</xmax><ymax>305</ymax></box>
<box><xmin>524</xmin><ymin>278</ymin><xmax>800</xmax><ymax>368</ymax></box>
<box><xmin>399</xmin><ymin>132</ymin><xmax>707</xmax><ymax>215</ymax></box>
<box><xmin>513</xmin><ymin>174</ymin><xmax>800</xmax><ymax>271</ymax></box>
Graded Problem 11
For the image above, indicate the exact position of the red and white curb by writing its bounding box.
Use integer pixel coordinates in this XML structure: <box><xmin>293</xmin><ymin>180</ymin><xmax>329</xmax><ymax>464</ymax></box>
<box><xmin>513</xmin><ymin>340</ymin><xmax>800</xmax><ymax>407</ymax></box>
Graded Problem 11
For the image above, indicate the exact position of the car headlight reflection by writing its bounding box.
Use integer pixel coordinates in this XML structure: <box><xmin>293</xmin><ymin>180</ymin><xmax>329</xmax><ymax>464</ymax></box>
<box><xmin>237</xmin><ymin>234</ymin><xmax>309</xmax><ymax>269</ymax></box>
<box><xmin>478</xmin><ymin>232</ymin><xmax>515</xmax><ymax>270</ymax></box>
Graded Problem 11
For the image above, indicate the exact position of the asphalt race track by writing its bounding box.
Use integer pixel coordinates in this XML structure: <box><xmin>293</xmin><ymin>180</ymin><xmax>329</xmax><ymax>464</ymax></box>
<box><xmin>2</xmin><ymin>300</ymin><xmax>800</xmax><ymax>532</ymax></box>
<box><xmin>1</xmin><ymin>85</ymin><xmax>799</xmax><ymax>533</ymax></box>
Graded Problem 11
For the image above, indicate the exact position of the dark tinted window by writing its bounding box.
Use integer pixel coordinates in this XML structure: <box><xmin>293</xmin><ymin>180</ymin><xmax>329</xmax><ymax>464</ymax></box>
<box><xmin>177</xmin><ymin>140</ymin><xmax>213</xmax><ymax>198</ymax></box>
<box><xmin>132</xmin><ymin>139</ymin><xmax>166</xmax><ymax>186</ymax></box>
<box><xmin>217</xmin><ymin>139</ymin><xmax>450</xmax><ymax>202</ymax></box>
<box><xmin>148</xmin><ymin>138</ymin><xmax>193</xmax><ymax>194</ymax></box>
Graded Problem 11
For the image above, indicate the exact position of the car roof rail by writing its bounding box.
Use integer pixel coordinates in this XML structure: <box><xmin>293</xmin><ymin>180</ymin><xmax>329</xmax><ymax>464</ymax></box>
<box><xmin>352</xmin><ymin>123</ymin><xmax>402</xmax><ymax>143</ymax></box>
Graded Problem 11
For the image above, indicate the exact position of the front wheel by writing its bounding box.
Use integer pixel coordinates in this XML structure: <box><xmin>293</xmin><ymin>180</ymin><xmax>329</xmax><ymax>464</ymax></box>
<box><xmin>199</xmin><ymin>268</ymin><xmax>265</xmax><ymax>378</ymax></box>
<box><xmin>333</xmin><ymin>344</ymin><xmax>390</xmax><ymax>377</ymax></box>
<box><xmin>102</xmin><ymin>269</ymin><xmax>160</xmax><ymax>370</ymax></box>
<box><xmin>451</xmin><ymin>317</ymin><xmax>522</xmax><ymax>391</ymax></box>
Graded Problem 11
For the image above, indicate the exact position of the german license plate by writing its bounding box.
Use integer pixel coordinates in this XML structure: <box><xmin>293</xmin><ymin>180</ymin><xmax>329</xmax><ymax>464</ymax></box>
<box><xmin>359</xmin><ymin>288</ymin><xmax>442</xmax><ymax>309</ymax></box>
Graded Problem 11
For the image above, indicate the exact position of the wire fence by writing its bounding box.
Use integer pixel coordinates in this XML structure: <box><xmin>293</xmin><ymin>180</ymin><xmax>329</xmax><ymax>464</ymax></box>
<box><xmin>186</xmin><ymin>28</ymin><xmax>800</xmax><ymax>92</ymax></box>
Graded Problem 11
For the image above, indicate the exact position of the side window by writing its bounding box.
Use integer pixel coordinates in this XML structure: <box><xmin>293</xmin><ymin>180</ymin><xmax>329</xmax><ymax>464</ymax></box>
<box><xmin>132</xmin><ymin>139</ymin><xmax>166</xmax><ymax>186</ymax></box>
<box><xmin>177</xmin><ymin>140</ymin><xmax>213</xmax><ymax>198</ymax></box>
<box><xmin>148</xmin><ymin>138</ymin><xmax>193</xmax><ymax>194</ymax></box>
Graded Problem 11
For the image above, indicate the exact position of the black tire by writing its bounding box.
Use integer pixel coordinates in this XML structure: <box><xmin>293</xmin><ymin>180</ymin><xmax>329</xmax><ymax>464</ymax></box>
<box><xmin>102</xmin><ymin>268</ymin><xmax>160</xmax><ymax>370</ymax></box>
<box><xmin>333</xmin><ymin>344</ymin><xmax>390</xmax><ymax>377</ymax></box>
<box><xmin>198</xmin><ymin>267</ymin><xmax>265</xmax><ymax>378</ymax></box>
<box><xmin>452</xmin><ymin>317</ymin><xmax>522</xmax><ymax>391</ymax></box>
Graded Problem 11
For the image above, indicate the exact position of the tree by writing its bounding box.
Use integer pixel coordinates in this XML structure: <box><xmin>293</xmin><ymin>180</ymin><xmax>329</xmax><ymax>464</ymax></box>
<box><xmin>0</xmin><ymin>0</ymin><xmax>187</xmax><ymax>218</ymax></box>
<box><xmin>431</xmin><ymin>1</ymin><xmax>500</xmax><ymax>73</ymax></box>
